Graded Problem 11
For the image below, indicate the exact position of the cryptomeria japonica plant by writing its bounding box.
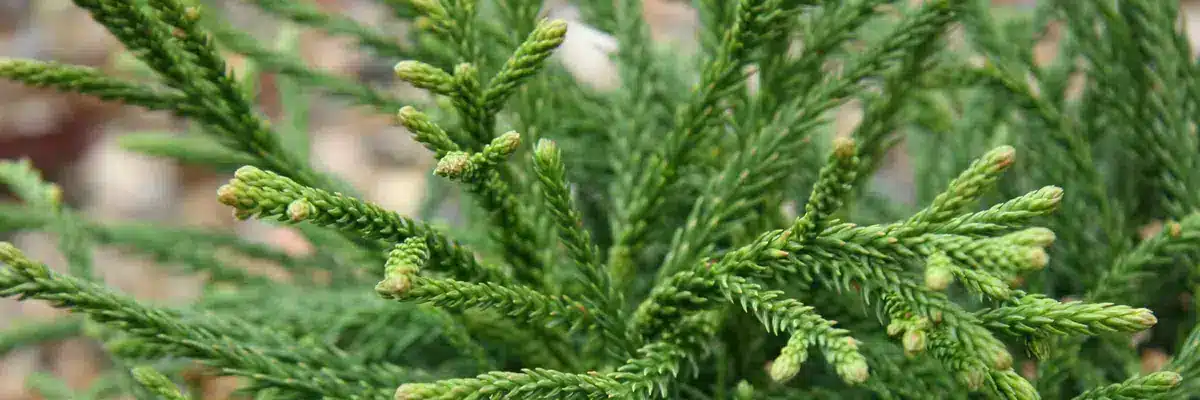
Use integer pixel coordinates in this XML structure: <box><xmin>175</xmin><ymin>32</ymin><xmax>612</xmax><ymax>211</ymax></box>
<box><xmin>2</xmin><ymin>0</ymin><xmax>1200</xmax><ymax>398</ymax></box>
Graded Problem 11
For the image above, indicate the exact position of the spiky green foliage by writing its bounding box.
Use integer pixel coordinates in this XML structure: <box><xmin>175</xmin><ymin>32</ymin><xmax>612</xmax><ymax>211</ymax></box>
<box><xmin>129</xmin><ymin>366</ymin><xmax>188</xmax><ymax>400</ymax></box>
<box><xmin>2</xmin><ymin>0</ymin><xmax>1200</xmax><ymax>399</ymax></box>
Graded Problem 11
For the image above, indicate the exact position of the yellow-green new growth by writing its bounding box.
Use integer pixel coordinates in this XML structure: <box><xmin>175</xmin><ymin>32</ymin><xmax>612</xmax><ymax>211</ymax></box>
<box><xmin>902</xmin><ymin>328</ymin><xmax>928</xmax><ymax>356</ymax></box>
<box><xmin>768</xmin><ymin>336</ymin><xmax>807</xmax><ymax>382</ymax></box>
<box><xmin>484</xmin><ymin>18</ymin><xmax>569</xmax><ymax>111</ymax></box>
<box><xmin>130</xmin><ymin>366</ymin><xmax>188</xmax><ymax>400</ymax></box>
<box><xmin>924</xmin><ymin>251</ymin><xmax>956</xmax><ymax>290</ymax></box>
<box><xmin>489</xmin><ymin>131</ymin><xmax>522</xmax><ymax>158</ymax></box>
<box><xmin>0</xmin><ymin>58</ymin><xmax>186</xmax><ymax>112</ymax></box>
<box><xmin>1004</xmin><ymin>227</ymin><xmax>1057</xmax><ymax>247</ymax></box>
<box><xmin>215</xmin><ymin>165</ymin><xmax>507</xmax><ymax>283</ymax></box>
<box><xmin>1073</xmin><ymin>371</ymin><xmax>1182</xmax><ymax>399</ymax></box>
<box><xmin>286</xmin><ymin>198</ymin><xmax>314</xmax><ymax>222</ymax></box>
<box><xmin>434</xmin><ymin>152</ymin><xmax>475</xmax><ymax>179</ymax></box>
<box><xmin>402</xmin><ymin>104</ymin><xmax>545</xmax><ymax>285</ymax></box>
<box><xmin>396</xmin><ymin>106</ymin><xmax>460</xmax><ymax>158</ymax></box>
<box><xmin>408</xmin><ymin>0</ymin><xmax>447</xmax><ymax>21</ymax></box>
<box><xmin>433</xmin><ymin>132</ymin><xmax>520</xmax><ymax>180</ymax></box>
<box><xmin>886</xmin><ymin>316</ymin><xmax>932</xmax><ymax>357</ymax></box>
<box><xmin>943</xmin><ymin>259</ymin><xmax>1015</xmax><ymax>301</ymax></box>
<box><xmin>394</xmin><ymin>60</ymin><xmax>455</xmax><ymax>94</ymax></box>
<box><xmin>449</xmin><ymin>62</ymin><xmax>490</xmax><ymax>145</ymax></box>
<box><xmin>977</xmin><ymin>294</ymin><xmax>1158</xmax><ymax>338</ymax></box>
<box><xmin>0</xmin><ymin>242</ymin><xmax>50</xmax><ymax>279</ymax></box>
<box><xmin>716</xmin><ymin>276</ymin><xmax>869</xmax><ymax>385</ymax></box>
<box><xmin>793</xmin><ymin>137</ymin><xmax>860</xmax><ymax>238</ymax></box>
<box><xmin>376</xmin><ymin>237</ymin><xmax>428</xmax><ymax>297</ymax></box>
<box><xmin>904</xmin><ymin>145</ymin><xmax>1018</xmax><ymax>233</ymax></box>
<box><xmin>393</xmin><ymin>369</ymin><xmax>619</xmax><ymax>400</ymax></box>
<box><xmin>938</xmin><ymin>185</ymin><xmax>1065</xmax><ymax>236</ymax></box>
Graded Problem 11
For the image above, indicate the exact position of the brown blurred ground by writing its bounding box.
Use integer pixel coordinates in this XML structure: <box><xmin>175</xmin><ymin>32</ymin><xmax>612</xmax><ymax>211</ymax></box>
<box><xmin>1</xmin><ymin>0</ymin><xmax>1198</xmax><ymax>398</ymax></box>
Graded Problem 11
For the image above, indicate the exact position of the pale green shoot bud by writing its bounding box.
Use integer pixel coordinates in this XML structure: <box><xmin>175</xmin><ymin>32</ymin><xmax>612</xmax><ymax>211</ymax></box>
<box><xmin>434</xmin><ymin>152</ymin><xmax>473</xmax><ymax>179</ymax></box>
<box><xmin>184</xmin><ymin>6</ymin><xmax>202</xmax><ymax>21</ymax></box>
<box><xmin>914</xmin><ymin>145</ymin><xmax>1020</xmax><ymax>226</ymax></box>
<box><xmin>395</xmin><ymin>105</ymin><xmax>425</xmax><ymax>128</ymax></box>
<box><xmin>233</xmin><ymin>165</ymin><xmax>262</xmax><ymax>181</ymax></box>
<box><xmin>541</xmin><ymin>19</ymin><xmax>569</xmax><ymax>39</ymax></box>
<box><xmin>991</xmin><ymin>347</ymin><xmax>1014</xmax><ymax>370</ymax></box>
<box><xmin>287</xmin><ymin>199</ymin><xmax>314</xmax><ymax>222</ymax></box>
<box><xmin>396</xmin><ymin>106</ymin><xmax>458</xmax><ymax>157</ymax></box>
<box><xmin>769</xmin><ymin>340</ymin><xmax>808</xmax><ymax>383</ymax></box>
<box><xmin>454</xmin><ymin>63</ymin><xmax>478</xmax><ymax>81</ymax></box>
<box><xmin>1004</xmin><ymin>227</ymin><xmax>1056</xmax><ymax>247</ymax></box>
<box><xmin>1146</xmin><ymin>371</ymin><xmax>1183</xmax><ymax>389</ymax></box>
<box><xmin>413</xmin><ymin>16</ymin><xmax>437</xmax><ymax>32</ymax></box>
<box><xmin>986</xmin><ymin>145</ymin><xmax>1016</xmax><ymax>171</ymax></box>
<box><xmin>1020</xmin><ymin>185</ymin><xmax>1065</xmax><ymax>216</ymax></box>
<box><xmin>534</xmin><ymin>139</ymin><xmax>558</xmax><ymax>162</ymax></box>
<box><xmin>46</xmin><ymin>184</ymin><xmax>63</xmax><ymax>206</ymax></box>
<box><xmin>408</xmin><ymin>0</ymin><xmax>447</xmax><ymax>20</ymax></box>
<box><xmin>378</xmin><ymin>238</ymin><xmax>428</xmax><ymax>298</ymax></box>
<box><xmin>483</xmin><ymin>19</ymin><xmax>570</xmax><ymax>110</ymax></box>
<box><xmin>215</xmin><ymin>183</ymin><xmax>241</xmax><ymax>207</ymax></box>
<box><xmin>1129</xmin><ymin>308</ymin><xmax>1159</xmax><ymax>328</ymax></box>
<box><xmin>385</xmin><ymin>238</ymin><xmax>428</xmax><ymax>276</ymax></box>
<box><xmin>838</xmin><ymin>357</ymin><xmax>870</xmax><ymax>385</ymax></box>
<box><xmin>1167</xmin><ymin>221</ymin><xmax>1183</xmax><ymax>238</ymax></box>
<box><xmin>0</xmin><ymin>242</ymin><xmax>49</xmax><ymax>279</ymax></box>
<box><xmin>489</xmin><ymin>131</ymin><xmax>521</xmax><ymax>157</ymax></box>
<box><xmin>924</xmin><ymin>263</ymin><xmax>954</xmax><ymax>290</ymax></box>
<box><xmin>902</xmin><ymin>329</ymin><xmax>927</xmax><ymax>355</ymax></box>
<box><xmin>394</xmin><ymin>382</ymin><xmax>436</xmax><ymax>400</ymax></box>
<box><xmin>958</xmin><ymin>370</ymin><xmax>987</xmax><ymax>391</ymax></box>
<box><xmin>793</xmin><ymin>137</ymin><xmax>860</xmax><ymax>236</ymax></box>
<box><xmin>1020</xmin><ymin>247</ymin><xmax>1049</xmax><ymax>270</ymax></box>
<box><xmin>131</xmin><ymin>366</ymin><xmax>187</xmax><ymax>400</ymax></box>
<box><xmin>733</xmin><ymin>380</ymin><xmax>754</xmax><ymax>400</ymax></box>
<box><xmin>762</xmin><ymin>249</ymin><xmax>790</xmax><ymax>259</ymax></box>
<box><xmin>924</xmin><ymin>251</ymin><xmax>955</xmax><ymax>290</ymax></box>
<box><xmin>832</xmin><ymin>136</ymin><xmax>857</xmax><ymax>159</ymax></box>
<box><xmin>224</xmin><ymin>166</ymin><xmax>279</xmax><ymax>196</ymax></box>
<box><xmin>394</xmin><ymin>60</ymin><xmax>454</xmax><ymax>94</ymax></box>
<box><xmin>375</xmin><ymin>274</ymin><xmax>414</xmax><ymax>297</ymax></box>
<box><xmin>769</xmin><ymin>355</ymin><xmax>802</xmax><ymax>383</ymax></box>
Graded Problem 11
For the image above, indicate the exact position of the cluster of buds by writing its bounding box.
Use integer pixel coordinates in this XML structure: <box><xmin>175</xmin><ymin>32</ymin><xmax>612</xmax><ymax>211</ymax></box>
<box><xmin>887</xmin><ymin>316</ymin><xmax>932</xmax><ymax>357</ymax></box>
<box><xmin>376</xmin><ymin>237</ymin><xmax>429</xmax><ymax>298</ymax></box>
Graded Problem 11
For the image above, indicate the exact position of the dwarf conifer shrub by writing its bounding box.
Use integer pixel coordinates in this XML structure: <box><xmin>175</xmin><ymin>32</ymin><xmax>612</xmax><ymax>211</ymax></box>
<box><xmin>2</xmin><ymin>0</ymin><xmax>1200</xmax><ymax>398</ymax></box>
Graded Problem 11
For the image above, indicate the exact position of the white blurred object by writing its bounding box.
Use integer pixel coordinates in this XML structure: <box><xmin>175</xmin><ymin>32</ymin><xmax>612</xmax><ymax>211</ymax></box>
<box><xmin>545</xmin><ymin>4</ymin><xmax>620</xmax><ymax>91</ymax></box>
<box><xmin>642</xmin><ymin>0</ymin><xmax>699</xmax><ymax>50</ymax></box>
<box><xmin>1185</xmin><ymin>0</ymin><xmax>1200</xmax><ymax>56</ymax></box>
<box><xmin>0</xmin><ymin>97</ymin><xmax>63</xmax><ymax>137</ymax></box>
<box><xmin>311</xmin><ymin>121</ymin><xmax>375</xmax><ymax>190</ymax></box>
<box><xmin>543</xmin><ymin>1</ymin><xmax>700</xmax><ymax>91</ymax></box>
<box><xmin>371</xmin><ymin>168</ymin><xmax>428</xmax><ymax>217</ymax></box>
<box><xmin>76</xmin><ymin>132</ymin><xmax>180</xmax><ymax>221</ymax></box>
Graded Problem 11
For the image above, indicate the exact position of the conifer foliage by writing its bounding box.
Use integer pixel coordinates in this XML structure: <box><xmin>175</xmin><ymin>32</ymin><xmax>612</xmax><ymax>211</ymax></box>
<box><xmin>2</xmin><ymin>0</ymin><xmax>1200</xmax><ymax>398</ymax></box>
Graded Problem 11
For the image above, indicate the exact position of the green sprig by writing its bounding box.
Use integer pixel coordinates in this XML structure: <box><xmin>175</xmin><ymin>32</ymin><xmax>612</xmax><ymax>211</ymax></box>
<box><xmin>216</xmin><ymin>165</ymin><xmax>507</xmax><ymax>283</ymax></box>
<box><xmin>129</xmin><ymin>367</ymin><xmax>187</xmax><ymax>400</ymax></box>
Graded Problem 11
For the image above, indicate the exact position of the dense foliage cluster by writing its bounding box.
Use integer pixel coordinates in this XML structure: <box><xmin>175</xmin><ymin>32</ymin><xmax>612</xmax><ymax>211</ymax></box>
<box><xmin>2</xmin><ymin>0</ymin><xmax>1200</xmax><ymax>398</ymax></box>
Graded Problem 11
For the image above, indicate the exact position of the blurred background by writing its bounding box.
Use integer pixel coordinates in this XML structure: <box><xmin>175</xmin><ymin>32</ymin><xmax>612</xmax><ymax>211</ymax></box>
<box><xmin>0</xmin><ymin>0</ymin><xmax>1195</xmax><ymax>398</ymax></box>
